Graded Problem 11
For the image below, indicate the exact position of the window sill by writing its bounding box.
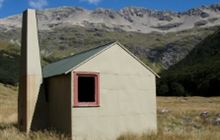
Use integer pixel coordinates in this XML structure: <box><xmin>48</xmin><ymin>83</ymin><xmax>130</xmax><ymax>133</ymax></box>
<box><xmin>73</xmin><ymin>103</ymin><xmax>100</xmax><ymax>108</ymax></box>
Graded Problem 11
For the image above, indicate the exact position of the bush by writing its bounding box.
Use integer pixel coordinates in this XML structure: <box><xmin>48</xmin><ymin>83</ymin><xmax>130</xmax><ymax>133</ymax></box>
<box><xmin>170</xmin><ymin>82</ymin><xmax>186</xmax><ymax>96</ymax></box>
<box><xmin>157</xmin><ymin>83</ymin><xmax>169</xmax><ymax>96</ymax></box>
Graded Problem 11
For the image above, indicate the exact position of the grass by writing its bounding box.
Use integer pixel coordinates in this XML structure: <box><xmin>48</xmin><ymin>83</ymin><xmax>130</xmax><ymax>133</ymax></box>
<box><xmin>118</xmin><ymin>97</ymin><xmax>220</xmax><ymax>140</ymax></box>
<box><xmin>0</xmin><ymin>83</ymin><xmax>69</xmax><ymax>140</ymax></box>
<box><xmin>0</xmin><ymin>84</ymin><xmax>220</xmax><ymax>140</ymax></box>
<box><xmin>0</xmin><ymin>83</ymin><xmax>17</xmax><ymax>123</ymax></box>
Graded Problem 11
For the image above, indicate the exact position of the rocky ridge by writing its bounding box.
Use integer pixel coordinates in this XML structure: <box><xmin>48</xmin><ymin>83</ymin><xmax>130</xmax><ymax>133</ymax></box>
<box><xmin>0</xmin><ymin>4</ymin><xmax>220</xmax><ymax>33</ymax></box>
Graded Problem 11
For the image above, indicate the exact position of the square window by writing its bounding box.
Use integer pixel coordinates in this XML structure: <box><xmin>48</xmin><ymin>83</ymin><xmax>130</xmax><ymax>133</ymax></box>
<box><xmin>73</xmin><ymin>72</ymin><xmax>100</xmax><ymax>107</ymax></box>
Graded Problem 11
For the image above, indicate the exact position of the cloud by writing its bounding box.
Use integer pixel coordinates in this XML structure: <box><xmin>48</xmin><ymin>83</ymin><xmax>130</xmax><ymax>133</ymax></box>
<box><xmin>0</xmin><ymin>0</ymin><xmax>4</xmax><ymax>8</ymax></box>
<box><xmin>29</xmin><ymin>0</ymin><xmax>48</xmax><ymax>9</ymax></box>
<box><xmin>81</xmin><ymin>0</ymin><xmax>101</xmax><ymax>5</ymax></box>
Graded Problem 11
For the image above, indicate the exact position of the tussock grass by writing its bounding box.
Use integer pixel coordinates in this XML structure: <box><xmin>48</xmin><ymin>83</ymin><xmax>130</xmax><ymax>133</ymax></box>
<box><xmin>0</xmin><ymin>84</ymin><xmax>17</xmax><ymax>123</ymax></box>
<box><xmin>119</xmin><ymin>97</ymin><xmax>220</xmax><ymax>140</ymax></box>
<box><xmin>0</xmin><ymin>123</ymin><xmax>68</xmax><ymax>140</ymax></box>
<box><xmin>0</xmin><ymin>83</ymin><xmax>70</xmax><ymax>139</ymax></box>
<box><xmin>118</xmin><ymin>129</ymin><xmax>220</xmax><ymax>140</ymax></box>
<box><xmin>0</xmin><ymin>84</ymin><xmax>220</xmax><ymax>139</ymax></box>
<box><xmin>118</xmin><ymin>126</ymin><xmax>220</xmax><ymax>140</ymax></box>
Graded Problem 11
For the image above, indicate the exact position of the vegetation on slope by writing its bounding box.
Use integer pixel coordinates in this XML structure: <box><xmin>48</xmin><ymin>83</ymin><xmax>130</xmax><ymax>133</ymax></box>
<box><xmin>158</xmin><ymin>27</ymin><xmax>220</xmax><ymax>96</ymax></box>
<box><xmin>0</xmin><ymin>41</ymin><xmax>19</xmax><ymax>85</ymax></box>
<box><xmin>0</xmin><ymin>26</ymin><xmax>218</xmax><ymax>85</ymax></box>
<box><xmin>38</xmin><ymin>26</ymin><xmax>217</xmax><ymax>68</ymax></box>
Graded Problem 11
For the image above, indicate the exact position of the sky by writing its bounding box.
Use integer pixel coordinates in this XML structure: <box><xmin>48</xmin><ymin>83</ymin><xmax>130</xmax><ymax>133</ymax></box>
<box><xmin>0</xmin><ymin>0</ymin><xmax>219</xmax><ymax>18</ymax></box>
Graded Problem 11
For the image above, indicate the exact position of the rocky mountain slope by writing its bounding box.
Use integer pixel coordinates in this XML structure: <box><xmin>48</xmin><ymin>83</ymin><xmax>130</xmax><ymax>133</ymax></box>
<box><xmin>0</xmin><ymin>4</ymin><xmax>220</xmax><ymax>33</ymax></box>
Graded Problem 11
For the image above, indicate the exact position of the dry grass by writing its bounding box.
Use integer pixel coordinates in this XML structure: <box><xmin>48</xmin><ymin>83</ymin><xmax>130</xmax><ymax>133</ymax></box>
<box><xmin>0</xmin><ymin>83</ymin><xmax>17</xmax><ymax>123</ymax></box>
<box><xmin>0</xmin><ymin>124</ymin><xmax>68</xmax><ymax>140</ymax></box>
<box><xmin>0</xmin><ymin>83</ymin><xmax>69</xmax><ymax>140</ymax></box>
<box><xmin>118</xmin><ymin>97</ymin><xmax>220</xmax><ymax>140</ymax></box>
<box><xmin>0</xmin><ymin>84</ymin><xmax>220</xmax><ymax>140</ymax></box>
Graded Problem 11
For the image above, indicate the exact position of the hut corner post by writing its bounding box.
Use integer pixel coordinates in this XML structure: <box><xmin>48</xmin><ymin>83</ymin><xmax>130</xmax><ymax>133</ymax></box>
<box><xmin>18</xmin><ymin>9</ymin><xmax>43</xmax><ymax>133</ymax></box>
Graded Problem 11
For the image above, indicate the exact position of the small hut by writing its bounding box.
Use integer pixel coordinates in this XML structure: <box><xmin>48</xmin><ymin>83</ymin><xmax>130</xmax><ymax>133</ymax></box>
<box><xmin>18</xmin><ymin>9</ymin><xmax>158</xmax><ymax>140</ymax></box>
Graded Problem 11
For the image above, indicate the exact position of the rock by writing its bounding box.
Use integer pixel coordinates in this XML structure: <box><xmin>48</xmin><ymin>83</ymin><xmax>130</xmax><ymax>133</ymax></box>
<box><xmin>158</xmin><ymin>44</ymin><xmax>191</xmax><ymax>69</ymax></box>
<box><xmin>150</xmin><ymin>11</ymin><xmax>174</xmax><ymax>21</ymax></box>
<box><xmin>212</xmin><ymin>118</ymin><xmax>220</xmax><ymax>125</ymax></box>
<box><xmin>151</xmin><ymin>22</ymin><xmax>183</xmax><ymax>30</ymax></box>
<box><xmin>200</xmin><ymin>111</ymin><xmax>209</xmax><ymax>118</ymax></box>
<box><xmin>92</xmin><ymin>8</ymin><xmax>116</xmax><ymax>19</ymax></box>
<box><xmin>208</xmin><ymin>17</ymin><xmax>219</xmax><ymax>23</ymax></box>
<box><xmin>160</xmin><ymin>108</ymin><xmax>169</xmax><ymax>113</ymax></box>
<box><xmin>183</xmin><ymin>8</ymin><xmax>203</xmax><ymax>16</ymax></box>
<box><xmin>210</xmin><ymin>4</ymin><xmax>220</xmax><ymax>11</ymax></box>
<box><xmin>194</xmin><ymin>20</ymin><xmax>208</xmax><ymax>27</ymax></box>
<box><xmin>183</xmin><ymin>8</ymin><xmax>209</xmax><ymax>18</ymax></box>
<box><xmin>200</xmin><ymin>12</ymin><xmax>209</xmax><ymax>18</ymax></box>
<box><xmin>119</xmin><ymin>7</ymin><xmax>149</xmax><ymax>18</ymax></box>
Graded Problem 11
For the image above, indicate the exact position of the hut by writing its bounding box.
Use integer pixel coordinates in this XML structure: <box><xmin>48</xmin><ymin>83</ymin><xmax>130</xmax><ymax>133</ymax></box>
<box><xmin>18</xmin><ymin>9</ymin><xmax>159</xmax><ymax>140</ymax></box>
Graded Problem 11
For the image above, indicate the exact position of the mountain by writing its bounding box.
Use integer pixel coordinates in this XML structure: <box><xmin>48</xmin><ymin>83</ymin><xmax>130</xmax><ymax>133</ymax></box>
<box><xmin>0</xmin><ymin>4</ymin><xmax>220</xmax><ymax>33</ymax></box>
<box><xmin>0</xmin><ymin>5</ymin><xmax>220</xmax><ymax>85</ymax></box>
<box><xmin>158</xmin><ymin>28</ymin><xmax>220</xmax><ymax>96</ymax></box>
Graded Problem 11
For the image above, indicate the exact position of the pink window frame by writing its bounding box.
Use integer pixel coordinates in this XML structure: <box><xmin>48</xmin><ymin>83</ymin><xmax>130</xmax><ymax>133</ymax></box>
<box><xmin>73</xmin><ymin>71</ymin><xmax>100</xmax><ymax>107</ymax></box>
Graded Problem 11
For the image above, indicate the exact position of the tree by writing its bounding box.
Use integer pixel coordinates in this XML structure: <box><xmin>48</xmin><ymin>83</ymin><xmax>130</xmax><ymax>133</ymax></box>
<box><xmin>170</xmin><ymin>82</ymin><xmax>185</xmax><ymax>96</ymax></box>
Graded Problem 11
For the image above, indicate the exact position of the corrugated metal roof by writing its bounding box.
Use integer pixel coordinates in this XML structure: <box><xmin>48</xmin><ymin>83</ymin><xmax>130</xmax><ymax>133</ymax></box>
<box><xmin>43</xmin><ymin>41</ymin><xmax>160</xmax><ymax>78</ymax></box>
<box><xmin>43</xmin><ymin>42</ymin><xmax>114</xmax><ymax>78</ymax></box>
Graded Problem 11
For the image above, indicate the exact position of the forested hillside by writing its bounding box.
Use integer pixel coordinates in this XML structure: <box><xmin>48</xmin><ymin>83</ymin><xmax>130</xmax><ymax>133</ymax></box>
<box><xmin>158</xmin><ymin>28</ymin><xmax>220</xmax><ymax>96</ymax></box>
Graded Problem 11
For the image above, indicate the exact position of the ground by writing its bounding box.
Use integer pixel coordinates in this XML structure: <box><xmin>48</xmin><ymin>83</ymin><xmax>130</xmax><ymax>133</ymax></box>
<box><xmin>0</xmin><ymin>83</ymin><xmax>220</xmax><ymax>140</ymax></box>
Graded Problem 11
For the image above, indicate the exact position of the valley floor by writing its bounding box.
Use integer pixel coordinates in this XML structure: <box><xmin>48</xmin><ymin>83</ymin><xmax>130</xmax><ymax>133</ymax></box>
<box><xmin>0</xmin><ymin>83</ymin><xmax>220</xmax><ymax>140</ymax></box>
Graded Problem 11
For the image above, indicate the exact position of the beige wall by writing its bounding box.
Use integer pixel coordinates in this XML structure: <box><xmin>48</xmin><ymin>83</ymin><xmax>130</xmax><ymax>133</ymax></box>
<box><xmin>47</xmin><ymin>74</ymin><xmax>72</xmax><ymax>135</ymax></box>
<box><xmin>72</xmin><ymin>44</ymin><xmax>157</xmax><ymax>140</ymax></box>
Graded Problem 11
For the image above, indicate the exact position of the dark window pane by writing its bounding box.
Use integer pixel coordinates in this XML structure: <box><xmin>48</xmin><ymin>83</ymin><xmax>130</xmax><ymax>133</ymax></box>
<box><xmin>78</xmin><ymin>76</ymin><xmax>95</xmax><ymax>102</ymax></box>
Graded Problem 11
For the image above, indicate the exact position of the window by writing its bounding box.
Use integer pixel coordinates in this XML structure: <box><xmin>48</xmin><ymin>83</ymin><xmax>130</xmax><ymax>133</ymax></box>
<box><xmin>73</xmin><ymin>72</ymin><xmax>100</xmax><ymax>107</ymax></box>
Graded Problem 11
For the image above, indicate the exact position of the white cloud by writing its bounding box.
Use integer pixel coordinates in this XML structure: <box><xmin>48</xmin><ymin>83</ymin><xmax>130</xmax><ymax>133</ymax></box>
<box><xmin>29</xmin><ymin>0</ymin><xmax>48</xmax><ymax>9</ymax></box>
<box><xmin>81</xmin><ymin>0</ymin><xmax>101</xmax><ymax>5</ymax></box>
<box><xmin>0</xmin><ymin>0</ymin><xmax>4</xmax><ymax>8</ymax></box>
